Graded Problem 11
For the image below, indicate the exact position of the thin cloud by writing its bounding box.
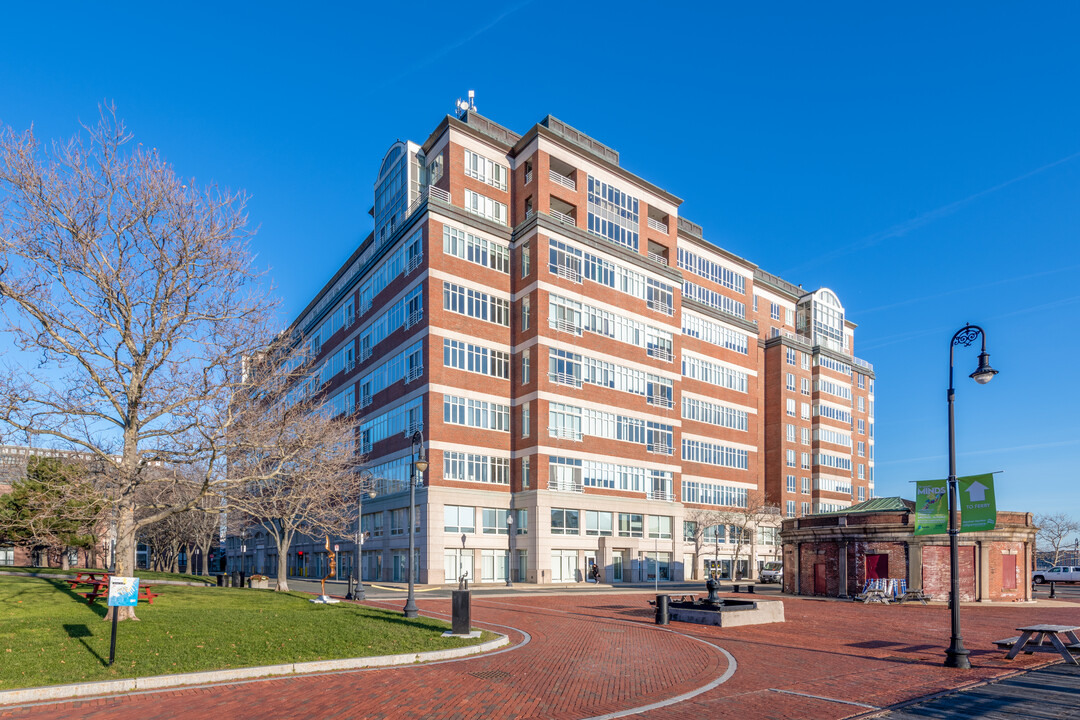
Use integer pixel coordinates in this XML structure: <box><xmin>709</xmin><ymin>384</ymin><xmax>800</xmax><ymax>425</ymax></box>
<box><xmin>877</xmin><ymin>439</ymin><xmax>1080</xmax><ymax>466</ymax></box>
<box><xmin>375</xmin><ymin>1</ymin><xmax>535</xmax><ymax>89</ymax></box>
<box><xmin>782</xmin><ymin>149</ymin><xmax>1080</xmax><ymax>277</ymax></box>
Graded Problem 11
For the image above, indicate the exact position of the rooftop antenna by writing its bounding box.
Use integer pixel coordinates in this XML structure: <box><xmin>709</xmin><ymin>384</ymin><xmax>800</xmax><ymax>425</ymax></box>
<box><xmin>454</xmin><ymin>90</ymin><xmax>477</xmax><ymax>117</ymax></box>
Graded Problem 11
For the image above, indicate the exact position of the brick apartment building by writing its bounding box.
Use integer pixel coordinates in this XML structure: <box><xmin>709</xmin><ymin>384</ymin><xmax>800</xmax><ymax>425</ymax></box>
<box><xmin>227</xmin><ymin>108</ymin><xmax>876</xmax><ymax>585</ymax></box>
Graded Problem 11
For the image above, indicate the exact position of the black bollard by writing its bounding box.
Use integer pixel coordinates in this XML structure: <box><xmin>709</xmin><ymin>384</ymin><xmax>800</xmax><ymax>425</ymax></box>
<box><xmin>1049</xmin><ymin>581</ymin><xmax>1057</xmax><ymax>599</ymax></box>
<box><xmin>452</xmin><ymin>590</ymin><xmax>471</xmax><ymax>635</ymax></box>
<box><xmin>747</xmin><ymin>584</ymin><xmax>755</xmax><ymax>594</ymax></box>
<box><xmin>230</xmin><ymin>571</ymin><xmax>240</xmax><ymax>588</ymax></box>
<box><xmin>655</xmin><ymin>594</ymin><xmax>669</xmax><ymax>625</ymax></box>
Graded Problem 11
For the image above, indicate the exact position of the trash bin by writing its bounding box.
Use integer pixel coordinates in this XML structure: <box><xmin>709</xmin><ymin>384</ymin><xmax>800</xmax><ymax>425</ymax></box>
<box><xmin>216</xmin><ymin>573</ymin><xmax>225</xmax><ymax>587</ymax></box>
<box><xmin>230</xmin><ymin>571</ymin><xmax>240</xmax><ymax>588</ymax></box>
<box><xmin>239</xmin><ymin>571</ymin><xmax>246</xmax><ymax>588</ymax></box>
<box><xmin>655</xmin><ymin>594</ymin><xmax>669</xmax><ymax>625</ymax></box>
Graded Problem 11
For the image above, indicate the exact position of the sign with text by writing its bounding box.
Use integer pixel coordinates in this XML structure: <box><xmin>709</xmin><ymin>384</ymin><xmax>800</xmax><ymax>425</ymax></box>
<box><xmin>913</xmin><ymin>479</ymin><xmax>949</xmax><ymax>535</ymax></box>
<box><xmin>959</xmin><ymin>474</ymin><xmax>997</xmax><ymax>532</ymax></box>
<box><xmin>108</xmin><ymin>576</ymin><xmax>140</xmax><ymax>607</ymax></box>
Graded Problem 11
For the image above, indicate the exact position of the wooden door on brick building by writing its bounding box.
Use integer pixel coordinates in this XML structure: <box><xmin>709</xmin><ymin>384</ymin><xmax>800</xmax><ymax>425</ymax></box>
<box><xmin>814</xmin><ymin>563</ymin><xmax>828</xmax><ymax>595</ymax></box>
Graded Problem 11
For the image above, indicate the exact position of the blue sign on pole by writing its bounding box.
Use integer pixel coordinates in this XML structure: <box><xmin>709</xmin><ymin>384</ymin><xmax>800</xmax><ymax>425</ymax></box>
<box><xmin>108</xmin><ymin>576</ymin><xmax>140</xmax><ymax>607</ymax></box>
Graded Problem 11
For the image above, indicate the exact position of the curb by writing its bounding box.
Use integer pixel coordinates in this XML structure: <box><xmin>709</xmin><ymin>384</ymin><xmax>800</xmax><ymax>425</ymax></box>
<box><xmin>0</xmin><ymin>634</ymin><xmax>509</xmax><ymax>706</ymax></box>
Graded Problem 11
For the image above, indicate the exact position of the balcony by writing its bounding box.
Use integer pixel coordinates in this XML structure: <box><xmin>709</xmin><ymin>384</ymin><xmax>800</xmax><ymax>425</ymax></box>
<box><xmin>548</xmin><ymin>479</ymin><xmax>584</xmax><ymax>493</ymax></box>
<box><xmin>402</xmin><ymin>421</ymin><xmax>424</xmax><ymax>438</ymax></box>
<box><xmin>647</xmin><ymin>298</ymin><xmax>673</xmax><ymax>316</ymax></box>
<box><xmin>548</xmin><ymin>426</ymin><xmax>582</xmax><ymax>442</ymax></box>
<box><xmin>359</xmin><ymin>394</ymin><xmax>373</xmax><ymax>410</ymax></box>
<box><xmin>647</xmin><ymin>394</ymin><xmax>673</xmax><ymax>409</ymax></box>
<box><xmin>647</xmin><ymin>216</ymin><xmax>668</xmax><ymax>234</ymax></box>
<box><xmin>427</xmin><ymin>185</ymin><xmax>450</xmax><ymax>204</ymax></box>
<box><xmin>552</xmin><ymin>261</ymin><xmax>582</xmax><ymax>283</ymax></box>
<box><xmin>647</xmin><ymin>442</ymin><xmax>673</xmax><ymax>456</ymax></box>
<box><xmin>853</xmin><ymin>356</ymin><xmax>874</xmax><ymax>372</ymax></box>
<box><xmin>405</xmin><ymin>365</ymin><xmax>423</xmax><ymax>383</ymax></box>
<box><xmin>358</xmin><ymin>345</ymin><xmax>373</xmax><ymax>363</ymax></box>
<box><xmin>549</xmin><ymin>371</ymin><xmax>582</xmax><ymax>388</ymax></box>
<box><xmin>524</xmin><ymin>170</ymin><xmax>533</xmax><ymax>184</ymax></box>
<box><xmin>647</xmin><ymin>345</ymin><xmax>674</xmax><ymax>362</ymax></box>
<box><xmin>404</xmin><ymin>251</ymin><xmax>423</xmax><ymax>274</ymax></box>
<box><xmin>359</xmin><ymin>440</ymin><xmax>373</xmax><ymax>455</ymax></box>
<box><xmin>646</xmin><ymin>489</ymin><xmax>675</xmax><ymax>502</ymax></box>
<box><xmin>648</xmin><ymin>251</ymin><xmax>668</xmax><ymax>266</ymax></box>
<box><xmin>403</xmin><ymin>308</ymin><xmax>423</xmax><ymax>330</ymax></box>
<box><xmin>550</xmin><ymin>317</ymin><xmax>583</xmax><ymax>336</ymax></box>
<box><xmin>549</xmin><ymin>168</ymin><xmax>576</xmax><ymax>191</ymax></box>
<box><xmin>549</xmin><ymin>208</ymin><xmax>575</xmax><ymax>226</ymax></box>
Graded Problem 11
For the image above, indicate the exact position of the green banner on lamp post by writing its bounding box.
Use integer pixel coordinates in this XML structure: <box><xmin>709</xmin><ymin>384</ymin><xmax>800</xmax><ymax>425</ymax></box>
<box><xmin>913</xmin><ymin>479</ymin><xmax>949</xmax><ymax>535</ymax></box>
<box><xmin>958</xmin><ymin>474</ymin><xmax>997</xmax><ymax>532</ymax></box>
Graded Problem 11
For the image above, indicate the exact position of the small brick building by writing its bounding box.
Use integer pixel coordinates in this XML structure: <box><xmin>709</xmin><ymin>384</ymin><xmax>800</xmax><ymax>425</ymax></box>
<box><xmin>781</xmin><ymin>497</ymin><xmax>1035</xmax><ymax>602</ymax></box>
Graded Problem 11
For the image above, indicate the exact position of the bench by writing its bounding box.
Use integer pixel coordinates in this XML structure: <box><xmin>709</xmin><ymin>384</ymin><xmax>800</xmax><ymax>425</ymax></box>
<box><xmin>1001</xmin><ymin>625</ymin><xmax>1080</xmax><ymax>665</ymax></box>
<box><xmin>897</xmin><ymin>589</ymin><xmax>932</xmax><ymax>605</ymax></box>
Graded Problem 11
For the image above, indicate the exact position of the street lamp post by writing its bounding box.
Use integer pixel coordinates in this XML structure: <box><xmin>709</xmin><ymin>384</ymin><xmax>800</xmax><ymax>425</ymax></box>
<box><xmin>346</xmin><ymin>471</ymin><xmax>374</xmax><ymax>602</ymax></box>
<box><xmin>944</xmin><ymin>324</ymin><xmax>999</xmax><ymax>669</ymax></box>
<box><xmin>403</xmin><ymin>431</ymin><xmax>426</xmax><ymax>618</ymax></box>
<box><xmin>506</xmin><ymin>513</ymin><xmax>514</xmax><ymax>587</ymax></box>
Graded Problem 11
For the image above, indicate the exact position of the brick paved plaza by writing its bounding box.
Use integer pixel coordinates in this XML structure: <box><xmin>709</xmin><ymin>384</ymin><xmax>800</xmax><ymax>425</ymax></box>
<box><xmin>3</xmin><ymin>592</ymin><xmax>1076</xmax><ymax>719</ymax></box>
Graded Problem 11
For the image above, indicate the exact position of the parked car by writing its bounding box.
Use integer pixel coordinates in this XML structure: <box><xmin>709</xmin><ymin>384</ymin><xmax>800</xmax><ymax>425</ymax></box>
<box><xmin>1031</xmin><ymin>566</ymin><xmax>1080</xmax><ymax>584</ymax></box>
<box><xmin>760</xmin><ymin>561</ymin><xmax>783</xmax><ymax>583</ymax></box>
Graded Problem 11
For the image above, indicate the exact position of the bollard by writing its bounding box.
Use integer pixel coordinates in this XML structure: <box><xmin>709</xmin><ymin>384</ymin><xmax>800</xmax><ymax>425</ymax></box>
<box><xmin>655</xmin><ymin>594</ymin><xmax>669</xmax><ymax>625</ymax></box>
<box><xmin>230</xmin><ymin>571</ymin><xmax>240</xmax><ymax>588</ymax></box>
<box><xmin>732</xmin><ymin>584</ymin><xmax>741</xmax><ymax>593</ymax></box>
<box><xmin>747</xmin><ymin>584</ymin><xmax>755</xmax><ymax>594</ymax></box>
<box><xmin>452</xmin><ymin>590</ymin><xmax>471</xmax><ymax>635</ymax></box>
<box><xmin>1049</xmin><ymin>581</ymin><xmax>1057</xmax><ymax>599</ymax></box>
<box><xmin>216</xmin><ymin>573</ymin><xmax>225</xmax><ymax>587</ymax></box>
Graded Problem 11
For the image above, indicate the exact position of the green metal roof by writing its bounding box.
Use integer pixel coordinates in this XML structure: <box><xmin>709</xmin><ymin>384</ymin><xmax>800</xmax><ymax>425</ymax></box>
<box><xmin>818</xmin><ymin>496</ymin><xmax>915</xmax><ymax>515</ymax></box>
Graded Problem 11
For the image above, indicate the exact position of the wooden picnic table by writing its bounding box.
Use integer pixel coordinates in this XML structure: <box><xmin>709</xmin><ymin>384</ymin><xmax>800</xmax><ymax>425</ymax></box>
<box><xmin>66</xmin><ymin>572</ymin><xmax>159</xmax><ymax>605</ymax></box>
<box><xmin>999</xmin><ymin>624</ymin><xmax>1080</xmax><ymax>665</ymax></box>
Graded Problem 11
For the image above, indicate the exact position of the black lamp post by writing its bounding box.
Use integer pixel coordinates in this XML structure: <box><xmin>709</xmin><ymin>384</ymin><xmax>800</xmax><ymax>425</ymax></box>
<box><xmin>403</xmin><ymin>431</ymin><xmax>426</xmax><ymax>618</ymax></box>
<box><xmin>346</xmin><ymin>471</ymin><xmax>374</xmax><ymax>601</ymax></box>
<box><xmin>506</xmin><ymin>513</ymin><xmax>514</xmax><ymax>587</ymax></box>
<box><xmin>944</xmin><ymin>323</ymin><xmax>999</xmax><ymax>669</ymax></box>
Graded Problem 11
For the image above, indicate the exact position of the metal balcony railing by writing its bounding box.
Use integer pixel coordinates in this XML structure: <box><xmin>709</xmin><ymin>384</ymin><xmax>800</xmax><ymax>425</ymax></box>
<box><xmin>647</xmin><ymin>216</ymin><xmax>667</xmax><ymax>233</ymax></box>
<box><xmin>647</xmin><ymin>345</ymin><xmax>674</xmax><ymax>362</ymax></box>
<box><xmin>550</xmin><ymin>317</ymin><xmax>583</xmax><ymax>336</ymax></box>
<box><xmin>548</xmin><ymin>372</ymin><xmax>582</xmax><ymax>388</ymax></box>
<box><xmin>548</xmin><ymin>426</ymin><xmax>583</xmax><ymax>441</ymax></box>
<box><xmin>548</xmin><ymin>479</ymin><xmax>584</xmax><ymax>493</ymax></box>
<box><xmin>427</xmin><ymin>185</ymin><xmax>450</xmax><ymax>204</ymax></box>
<box><xmin>549</xmin><ymin>208</ymin><xmax>575</xmax><ymax>226</ymax></box>
<box><xmin>548</xmin><ymin>169</ymin><xmax>576</xmax><ymax>191</ymax></box>
<box><xmin>553</xmin><ymin>262</ymin><xmax>582</xmax><ymax>283</ymax></box>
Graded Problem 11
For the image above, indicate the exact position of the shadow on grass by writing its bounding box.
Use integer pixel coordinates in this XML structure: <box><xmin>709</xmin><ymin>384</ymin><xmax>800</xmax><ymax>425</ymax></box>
<box><xmin>46</xmin><ymin>578</ymin><xmax>108</xmax><ymax>619</ymax></box>
<box><xmin>63</xmin><ymin>623</ymin><xmax>107</xmax><ymax>667</ymax></box>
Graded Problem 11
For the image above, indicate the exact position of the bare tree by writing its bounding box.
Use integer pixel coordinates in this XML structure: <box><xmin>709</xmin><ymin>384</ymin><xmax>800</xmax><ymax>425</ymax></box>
<box><xmin>710</xmin><ymin>492</ymin><xmax>781</xmax><ymax>581</ymax></box>
<box><xmin>683</xmin><ymin>507</ymin><xmax>725</xmax><ymax>580</ymax></box>
<box><xmin>0</xmin><ymin>107</ymin><xmax>274</xmax><ymax>619</ymax></box>
<box><xmin>224</xmin><ymin>343</ymin><xmax>361</xmax><ymax>592</ymax></box>
<box><xmin>1035</xmin><ymin>513</ymin><xmax>1080</xmax><ymax>567</ymax></box>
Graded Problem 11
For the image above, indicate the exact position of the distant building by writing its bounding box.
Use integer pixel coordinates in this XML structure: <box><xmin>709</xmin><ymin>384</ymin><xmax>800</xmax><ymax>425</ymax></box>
<box><xmin>228</xmin><ymin>107</ymin><xmax>876</xmax><ymax>585</ymax></box>
<box><xmin>780</xmin><ymin>497</ymin><xmax>1035</xmax><ymax>602</ymax></box>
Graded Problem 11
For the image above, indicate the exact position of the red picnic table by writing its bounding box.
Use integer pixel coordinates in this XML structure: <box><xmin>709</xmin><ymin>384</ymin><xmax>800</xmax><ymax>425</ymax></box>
<box><xmin>66</xmin><ymin>572</ymin><xmax>158</xmax><ymax>604</ymax></box>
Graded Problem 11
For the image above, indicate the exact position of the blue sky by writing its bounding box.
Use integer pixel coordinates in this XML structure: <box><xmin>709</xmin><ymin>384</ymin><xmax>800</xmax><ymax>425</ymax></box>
<box><xmin>2</xmin><ymin>2</ymin><xmax>1077</xmax><ymax>537</ymax></box>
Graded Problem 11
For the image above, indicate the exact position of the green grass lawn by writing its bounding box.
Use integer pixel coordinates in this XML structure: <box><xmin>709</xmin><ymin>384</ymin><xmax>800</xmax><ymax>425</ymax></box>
<box><xmin>1</xmin><ymin>566</ymin><xmax>216</xmax><ymax>584</ymax></box>
<box><xmin>0</xmin><ymin>576</ymin><xmax>491</xmax><ymax>690</ymax></box>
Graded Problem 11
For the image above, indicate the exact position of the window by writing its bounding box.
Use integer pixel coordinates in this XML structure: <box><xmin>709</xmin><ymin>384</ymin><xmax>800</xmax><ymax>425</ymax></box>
<box><xmin>514</xmin><ymin>508</ymin><xmax>528</xmax><ymax>534</ymax></box>
<box><xmin>801</xmin><ymin>427</ymin><xmax>810</xmax><ymax>445</ymax></box>
<box><xmin>648</xmin><ymin>515</ymin><xmax>672</xmax><ymax>539</ymax></box>
<box><xmin>857</xmin><ymin>373</ymin><xmax>865</xmax><ymax>389</ymax></box>
<box><xmin>585</xmin><ymin>511</ymin><xmax>614</xmax><ymax>536</ymax></box>
<box><xmin>444</xmin><ymin>452</ymin><xmax>510</xmax><ymax>485</ymax></box>
<box><xmin>682</xmin><ymin>481</ymin><xmax>748</xmax><ymax>507</ymax></box>
<box><xmin>786</xmin><ymin>501</ymin><xmax>795</xmax><ymax>518</ymax></box>
<box><xmin>443</xmin><ymin>225</ymin><xmax>509</xmax><ymax>272</ymax></box>
<box><xmin>551</xmin><ymin>508</ymin><xmax>579</xmax><ymax>535</ymax></box>
<box><xmin>618</xmin><ymin>513</ymin><xmax>644</xmax><ymax>538</ymax></box>
<box><xmin>682</xmin><ymin>439</ymin><xmax>750</xmax><ymax>470</ymax></box>
<box><xmin>482</xmin><ymin>508</ymin><xmax>510</xmax><ymax>534</ymax></box>
<box><xmin>444</xmin><ymin>505</ymin><xmax>475</xmax><ymax>533</ymax></box>
<box><xmin>786</xmin><ymin>373</ymin><xmax>796</xmax><ymax>391</ymax></box>
<box><xmin>676</xmin><ymin>248</ymin><xmax>746</xmax><ymax>293</ymax></box>
<box><xmin>801</xmin><ymin>402</ymin><xmax>811</xmax><ymax>420</ymax></box>
<box><xmin>463</xmin><ymin>189</ymin><xmax>507</xmax><ymax>225</ymax></box>
<box><xmin>427</xmin><ymin>154</ymin><xmax>443</xmax><ymax>184</ymax></box>
<box><xmin>362</xmin><ymin>512</ymin><xmax>384</xmax><ymax>538</ymax></box>
<box><xmin>858</xmin><ymin>486</ymin><xmax>866</xmax><ymax>502</ymax></box>
<box><xmin>549</xmin><ymin>348</ymin><xmax>583</xmax><ymax>387</ymax></box>
<box><xmin>443</xmin><ymin>339</ymin><xmax>510</xmax><ymax>380</ymax></box>
<box><xmin>443</xmin><ymin>395</ymin><xmax>510</xmax><ymax>431</ymax></box>
<box><xmin>801</xmin><ymin>452</ymin><xmax>810</xmax><ymax>469</ymax></box>
<box><xmin>681</xmin><ymin>397</ymin><xmax>749</xmax><ymax>432</ymax></box>
<box><xmin>858</xmin><ymin>463</ymin><xmax>865</xmax><ymax>479</ymax></box>
<box><xmin>802</xmin><ymin>477</ymin><xmax>811</xmax><ymax>494</ymax></box>
<box><xmin>522</xmin><ymin>351</ymin><xmax>530</xmax><ymax>384</ymax></box>
<box><xmin>443</xmin><ymin>281</ymin><xmax>510</xmax><ymax>326</ymax></box>
<box><xmin>785</xmin><ymin>308</ymin><xmax>794</xmax><ymax>326</ymax></box>
<box><xmin>522</xmin><ymin>404</ymin><xmax>530</xmax><ymax>437</ymax></box>
<box><xmin>770</xmin><ymin>302</ymin><xmax>781</xmax><ymax>321</ymax></box>
<box><xmin>858</xmin><ymin>441</ymin><xmax>865</xmax><ymax>457</ymax></box>
<box><xmin>522</xmin><ymin>457</ymin><xmax>530</xmax><ymax>488</ymax></box>
<box><xmin>522</xmin><ymin>297</ymin><xmax>530</xmax><ymax>329</ymax></box>
<box><xmin>786</xmin><ymin>347</ymin><xmax>796</xmax><ymax>365</ymax></box>
<box><xmin>463</xmin><ymin>149</ymin><xmax>507</xmax><ymax>190</ymax></box>
<box><xmin>390</xmin><ymin>508</ymin><xmax>408</xmax><ymax>535</ymax></box>
<box><xmin>801</xmin><ymin>377</ymin><xmax>811</xmax><ymax>395</ymax></box>
<box><xmin>858</xmin><ymin>419</ymin><xmax>866</xmax><ymax>434</ymax></box>
<box><xmin>682</xmin><ymin>356</ymin><xmax>748</xmax><ymax>392</ymax></box>
<box><xmin>521</xmin><ymin>241</ymin><xmax>530</xmax><ymax>278</ymax></box>
<box><xmin>801</xmin><ymin>502</ymin><xmax>810</xmax><ymax>516</ymax></box>
<box><xmin>786</xmin><ymin>424</ymin><xmax>796</xmax><ymax>442</ymax></box>
<box><xmin>786</xmin><ymin>475</ymin><xmax>796</xmax><ymax>493</ymax></box>
<box><xmin>858</xmin><ymin>396</ymin><xmax>866</xmax><ymax>412</ymax></box>
<box><xmin>786</xmin><ymin>398</ymin><xmax>796</xmax><ymax>416</ymax></box>
<box><xmin>682</xmin><ymin>313</ymin><xmax>749</xmax><ymax>354</ymax></box>
<box><xmin>587</xmin><ymin>176</ymin><xmax>639</xmax><ymax>251</ymax></box>
<box><xmin>786</xmin><ymin>449</ymin><xmax>796</xmax><ymax>467</ymax></box>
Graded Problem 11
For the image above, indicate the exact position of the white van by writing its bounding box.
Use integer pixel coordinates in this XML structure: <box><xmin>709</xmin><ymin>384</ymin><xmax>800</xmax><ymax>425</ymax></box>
<box><xmin>760</xmin><ymin>561</ymin><xmax>783</xmax><ymax>583</ymax></box>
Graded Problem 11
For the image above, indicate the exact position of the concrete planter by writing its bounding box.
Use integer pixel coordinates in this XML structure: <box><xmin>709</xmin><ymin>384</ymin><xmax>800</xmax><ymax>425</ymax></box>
<box><xmin>248</xmin><ymin>576</ymin><xmax>269</xmax><ymax>589</ymax></box>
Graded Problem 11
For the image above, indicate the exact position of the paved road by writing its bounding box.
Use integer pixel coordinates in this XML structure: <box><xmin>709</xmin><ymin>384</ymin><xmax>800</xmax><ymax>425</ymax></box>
<box><xmin>3</xmin><ymin>590</ymin><xmax>1078</xmax><ymax>719</ymax></box>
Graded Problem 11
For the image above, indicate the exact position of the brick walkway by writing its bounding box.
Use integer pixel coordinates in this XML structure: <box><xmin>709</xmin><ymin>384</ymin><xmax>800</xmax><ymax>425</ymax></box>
<box><xmin>3</xmin><ymin>593</ymin><xmax>1075</xmax><ymax>719</ymax></box>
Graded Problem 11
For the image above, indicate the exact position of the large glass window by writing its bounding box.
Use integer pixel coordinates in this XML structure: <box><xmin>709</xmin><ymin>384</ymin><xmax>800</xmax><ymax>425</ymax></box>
<box><xmin>585</xmin><ymin>511</ymin><xmax>613</xmax><ymax>537</ymax></box>
<box><xmin>444</xmin><ymin>505</ymin><xmax>475</xmax><ymax>533</ymax></box>
<box><xmin>618</xmin><ymin>513</ymin><xmax>644</xmax><ymax>538</ymax></box>
<box><xmin>587</xmin><ymin>176</ymin><xmax>639</xmax><ymax>251</ymax></box>
<box><xmin>482</xmin><ymin>508</ymin><xmax>510</xmax><ymax>534</ymax></box>
<box><xmin>551</xmin><ymin>508</ymin><xmax>580</xmax><ymax>535</ymax></box>
<box><xmin>647</xmin><ymin>515</ymin><xmax>672</xmax><ymax>539</ymax></box>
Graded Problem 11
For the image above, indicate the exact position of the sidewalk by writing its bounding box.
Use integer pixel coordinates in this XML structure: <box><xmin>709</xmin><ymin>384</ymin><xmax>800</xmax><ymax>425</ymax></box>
<box><xmin>2</xmin><ymin>590</ymin><xmax>1076</xmax><ymax>719</ymax></box>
